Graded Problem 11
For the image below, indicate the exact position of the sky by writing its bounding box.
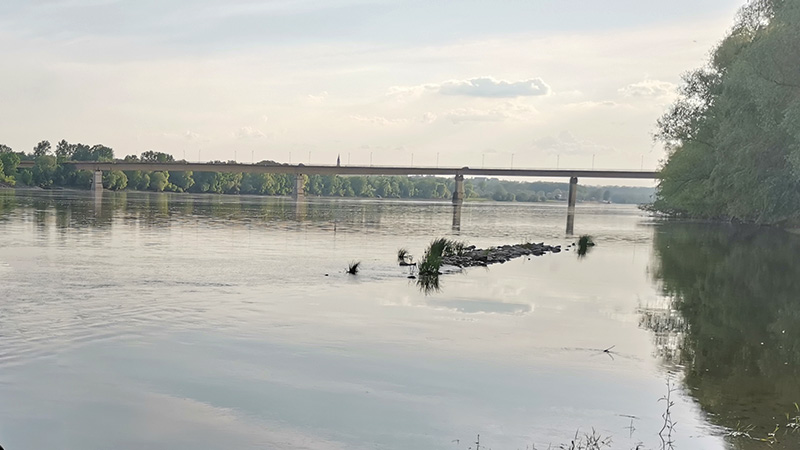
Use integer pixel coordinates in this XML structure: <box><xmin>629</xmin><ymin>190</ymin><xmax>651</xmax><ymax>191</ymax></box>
<box><xmin>0</xmin><ymin>0</ymin><xmax>745</xmax><ymax>177</ymax></box>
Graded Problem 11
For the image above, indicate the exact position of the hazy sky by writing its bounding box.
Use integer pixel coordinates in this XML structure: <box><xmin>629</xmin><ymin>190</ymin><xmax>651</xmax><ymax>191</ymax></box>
<box><xmin>0</xmin><ymin>0</ymin><xmax>744</xmax><ymax>172</ymax></box>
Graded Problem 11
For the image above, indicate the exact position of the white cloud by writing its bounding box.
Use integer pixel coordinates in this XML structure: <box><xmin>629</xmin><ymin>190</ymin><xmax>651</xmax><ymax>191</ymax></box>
<box><xmin>184</xmin><ymin>130</ymin><xmax>201</xmax><ymax>140</ymax></box>
<box><xmin>388</xmin><ymin>77</ymin><xmax>550</xmax><ymax>101</ymax></box>
<box><xmin>234</xmin><ymin>126</ymin><xmax>266</xmax><ymax>139</ymax></box>
<box><xmin>532</xmin><ymin>131</ymin><xmax>617</xmax><ymax>156</ymax></box>
<box><xmin>439</xmin><ymin>77</ymin><xmax>550</xmax><ymax>98</ymax></box>
<box><xmin>564</xmin><ymin>100</ymin><xmax>619</xmax><ymax>109</ymax></box>
<box><xmin>444</xmin><ymin>102</ymin><xmax>537</xmax><ymax>124</ymax></box>
<box><xmin>618</xmin><ymin>79</ymin><xmax>676</xmax><ymax>98</ymax></box>
<box><xmin>307</xmin><ymin>91</ymin><xmax>329</xmax><ymax>103</ymax></box>
<box><xmin>349</xmin><ymin>114</ymin><xmax>407</xmax><ymax>126</ymax></box>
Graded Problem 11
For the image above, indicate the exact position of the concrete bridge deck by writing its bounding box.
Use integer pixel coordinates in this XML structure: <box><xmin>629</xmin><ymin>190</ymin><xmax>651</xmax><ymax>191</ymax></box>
<box><xmin>18</xmin><ymin>160</ymin><xmax>659</xmax><ymax>179</ymax></box>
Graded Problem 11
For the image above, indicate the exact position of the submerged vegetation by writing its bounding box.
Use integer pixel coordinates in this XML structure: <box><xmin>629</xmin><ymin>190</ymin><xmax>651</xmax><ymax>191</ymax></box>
<box><xmin>652</xmin><ymin>0</ymin><xmax>800</xmax><ymax>225</ymax></box>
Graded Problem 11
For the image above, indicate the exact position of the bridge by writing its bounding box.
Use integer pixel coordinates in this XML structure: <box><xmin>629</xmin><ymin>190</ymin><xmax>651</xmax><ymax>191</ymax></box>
<box><xmin>18</xmin><ymin>160</ymin><xmax>659</xmax><ymax>233</ymax></box>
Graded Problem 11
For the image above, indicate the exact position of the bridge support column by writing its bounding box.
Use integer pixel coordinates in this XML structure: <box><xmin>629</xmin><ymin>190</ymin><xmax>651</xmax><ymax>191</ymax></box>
<box><xmin>93</xmin><ymin>170</ymin><xmax>103</xmax><ymax>193</ymax></box>
<box><xmin>292</xmin><ymin>174</ymin><xmax>305</xmax><ymax>200</ymax></box>
<box><xmin>452</xmin><ymin>174</ymin><xmax>465</xmax><ymax>205</ymax></box>
<box><xmin>566</xmin><ymin>176</ymin><xmax>578</xmax><ymax>235</ymax></box>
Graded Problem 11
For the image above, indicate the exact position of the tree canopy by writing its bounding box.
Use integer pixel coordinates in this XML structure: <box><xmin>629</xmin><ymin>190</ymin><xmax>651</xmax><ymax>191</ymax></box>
<box><xmin>654</xmin><ymin>0</ymin><xmax>800</xmax><ymax>225</ymax></box>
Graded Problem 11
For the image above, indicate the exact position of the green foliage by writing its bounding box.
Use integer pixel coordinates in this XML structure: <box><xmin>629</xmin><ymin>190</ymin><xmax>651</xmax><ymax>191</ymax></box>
<box><xmin>140</xmin><ymin>150</ymin><xmax>174</xmax><ymax>163</ymax></box>
<box><xmin>169</xmin><ymin>171</ymin><xmax>195</xmax><ymax>192</ymax></box>
<box><xmin>148</xmin><ymin>171</ymin><xmax>169</xmax><ymax>192</ymax></box>
<box><xmin>0</xmin><ymin>151</ymin><xmax>20</xmax><ymax>177</ymax></box>
<box><xmin>32</xmin><ymin>155</ymin><xmax>58</xmax><ymax>187</ymax></box>
<box><xmin>103</xmin><ymin>170</ymin><xmax>128</xmax><ymax>191</ymax></box>
<box><xmin>654</xmin><ymin>0</ymin><xmax>800</xmax><ymax>224</ymax></box>
<box><xmin>33</xmin><ymin>140</ymin><xmax>51</xmax><ymax>157</ymax></box>
<box><xmin>126</xmin><ymin>171</ymin><xmax>150</xmax><ymax>191</ymax></box>
<box><xmin>418</xmin><ymin>238</ymin><xmax>467</xmax><ymax>276</ymax></box>
<box><xmin>18</xmin><ymin>169</ymin><xmax>33</xmax><ymax>185</ymax></box>
<box><xmin>577</xmin><ymin>235</ymin><xmax>595</xmax><ymax>257</ymax></box>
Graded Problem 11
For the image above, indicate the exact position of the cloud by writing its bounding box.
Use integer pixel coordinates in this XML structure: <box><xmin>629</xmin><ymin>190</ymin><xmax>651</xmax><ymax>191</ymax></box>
<box><xmin>184</xmin><ymin>130</ymin><xmax>201</xmax><ymax>140</ymax></box>
<box><xmin>444</xmin><ymin>102</ymin><xmax>536</xmax><ymax>124</ymax></box>
<box><xmin>307</xmin><ymin>91</ymin><xmax>329</xmax><ymax>103</ymax></box>
<box><xmin>387</xmin><ymin>77</ymin><xmax>550</xmax><ymax>101</ymax></box>
<box><xmin>234</xmin><ymin>126</ymin><xmax>266</xmax><ymax>139</ymax></box>
<box><xmin>439</xmin><ymin>77</ymin><xmax>550</xmax><ymax>98</ymax></box>
<box><xmin>532</xmin><ymin>131</ymin><xmax>616</xmax><ymax>156</ymax></box>
<box><xmin>618</xmin><ymin>79</ymin><xmax>676</xmax><ymax>98</ymax></box>
<box><xmin>349</xmin><ymin>114</ymin><xmax>407</xmax><ymax>126</ymax></box>
<box><xmin>564</xmin><ymin>100</ymin><xmax>618</xmax><ymax>109</ymax></box>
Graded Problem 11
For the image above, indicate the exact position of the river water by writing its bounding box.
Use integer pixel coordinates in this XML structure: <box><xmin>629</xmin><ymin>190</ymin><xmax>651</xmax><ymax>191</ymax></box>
<box><xmin>0</xmin><ymin>190</ymin><xmax>797</xmax><ymax>450</ymax></box>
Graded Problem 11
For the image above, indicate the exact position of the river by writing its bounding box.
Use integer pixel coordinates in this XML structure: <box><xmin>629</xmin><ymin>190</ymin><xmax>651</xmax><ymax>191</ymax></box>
<box><xmin>0</xmin><ymin>190</ymin><xmax>797</xmax><ymax>450</ymax></box>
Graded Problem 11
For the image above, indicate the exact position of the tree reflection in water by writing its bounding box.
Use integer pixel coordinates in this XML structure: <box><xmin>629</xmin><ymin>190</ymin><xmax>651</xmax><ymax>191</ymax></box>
<box><xmin>647</xmin><ymin>223</ymin><xmax>800</xmax><ymax>449</ymax></box>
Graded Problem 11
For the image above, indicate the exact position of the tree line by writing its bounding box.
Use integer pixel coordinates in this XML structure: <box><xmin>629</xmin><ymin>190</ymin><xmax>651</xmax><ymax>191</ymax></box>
<box><xmin>0</xmin><ymin>140</ymin><xmax>652</xmax><ymax>203</ymax></box>
<box><xmin>653</xmin><ymin>0</ymin><xmax>800</xmax><ymax>225</ymax></box>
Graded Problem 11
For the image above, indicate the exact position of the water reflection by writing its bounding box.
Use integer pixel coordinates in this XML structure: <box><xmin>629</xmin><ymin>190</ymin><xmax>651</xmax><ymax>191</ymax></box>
<box><xmin>648</xmin><ymin>223</ymin><xmax>800</xmax><ymax>449</ymax></box>
<box><xmin>416</xmin><ymin>272</ymin><xmax>441</xmax><ymax>295</ymax></box>
<box><xmin>452</xmin><ymin>204</ymin><xmax>462</xmax><ymax>232</ymax></box>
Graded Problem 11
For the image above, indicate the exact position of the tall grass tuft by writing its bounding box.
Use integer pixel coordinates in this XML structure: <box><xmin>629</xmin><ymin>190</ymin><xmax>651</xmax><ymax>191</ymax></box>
<box><xmin>577</xmin><ymin>235</ymin><xmax>596</xmax><ymax>257</ymax></box>
<box><xmin>419</xmin><ymin>238</ymin><xmax>447</xmax><ymax>276</ymax></box>
<box><xmin>418</xmin><ymin>238</ymin><xmax>468</xmax><ymax>276</ymax></box>
<box><xmin>346</xmin><ymin>261</ymin><xmax>361</xmax><ymax>275</ymax></box>
<box><xmin>397</xmin><ymin>248</ymin><xmax>412</xmax><ymax>264</ymax></box>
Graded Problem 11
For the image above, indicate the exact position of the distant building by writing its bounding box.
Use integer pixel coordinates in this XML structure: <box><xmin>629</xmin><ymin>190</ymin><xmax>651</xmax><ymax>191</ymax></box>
<box><xmin>336</xmin><ymin>154</ymin><xmax>341</xmax><ymax>167</ymax></box>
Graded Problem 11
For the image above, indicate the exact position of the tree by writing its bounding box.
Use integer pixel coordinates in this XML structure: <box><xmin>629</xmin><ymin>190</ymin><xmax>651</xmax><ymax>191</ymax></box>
<box><xmin>140</xmin><ymin>151</ymin><xmax>174</xmax><ymax>163</ymax></box>
<box><xmin>149</xmin><ymin>171</ymin><xmax>169</xmax><ymax>191</ymax></box>
<box><xmin>603</xmin><ymin>190</ymin><xmax>611</xmax><ymax>202</ymax></box>
<box><xmin>32</xmin><ymin>155</ymin><xmax>58</xmax><ymax>187</ymax></box>
<box><xmin>0</xmin><ymin>152</ymin><xmax>20</xmax><ymax>177</ymax></box>
<box><xmin>55</xmin><ymin>140</ymin><xmax>75</xmax><ymax>160</ymax></box>
<box><xmin>91</xmin><ymin>144</ymin><xmax>114</xmax><ymax>161</ymax></box>
<box><xmin>653</xmin><ymin>0</ymin><xmax>800</xmax><ymax>224</ymax></box>
<box><xmin>169</xmin><ymin>171</ymin><xmax>195</xmax><ymax>192</ymax></box>
<box><xmin>33</xmin><ymin>140</ymin><xmax>51</xmax><ymax>157</ymax></box>
<box><xmin>103</xmin><ymin>170</ymin><xmax>128</xmax><ymax>190</ymax></box>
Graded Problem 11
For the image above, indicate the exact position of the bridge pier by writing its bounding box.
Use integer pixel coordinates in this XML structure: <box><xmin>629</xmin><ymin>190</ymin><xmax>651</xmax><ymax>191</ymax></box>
<box><xmin>292</xmin><ymin>174</ymin><xmax>305</xmax><ymax>200</ymax></box>
<box><xmin>93</xmin><ymin>170</ymin><xmax>103</xmax><ymax>193</ymax></box>
<box><xmin>452</xmin><ymin>174</ymin><xmax>465</xmax><ymax>205</ymax></box>
<box><xmin>566</xmin><ymin>176</ymin><xmax>578</xmax><ymax>235</ymax></box>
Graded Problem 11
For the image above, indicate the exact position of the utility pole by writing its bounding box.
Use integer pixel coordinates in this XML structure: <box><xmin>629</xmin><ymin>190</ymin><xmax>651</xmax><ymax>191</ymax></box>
<box><xmin>436</xmin><ymin>152</ymin><xmax>440</xmax><ymax>168</ymax></box>
<box><xmin>511</xmin><ymin>153</ymin><xmax>515</xmax><ymax>169</ymax></box>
